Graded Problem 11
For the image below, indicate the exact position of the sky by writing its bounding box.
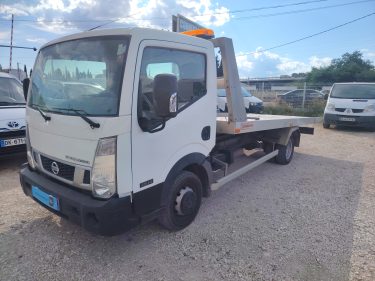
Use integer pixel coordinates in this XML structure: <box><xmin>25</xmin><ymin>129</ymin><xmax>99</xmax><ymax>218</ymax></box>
<box><xmin>0</xmin><ymin>0</ymin><xmax>374</xmax><ymax>78</ymax></box>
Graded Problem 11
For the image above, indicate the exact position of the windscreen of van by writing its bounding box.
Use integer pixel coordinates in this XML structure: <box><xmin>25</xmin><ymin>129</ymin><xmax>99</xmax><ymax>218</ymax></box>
<box><xmin>0</xmin><ymin>78</ymin><xmax>25</xmax><ymax>105</ymax></box>
<box><xmin>331</xmin><ymin>84</ymin><xmax>375</xmax><ymax>99</ymax></box>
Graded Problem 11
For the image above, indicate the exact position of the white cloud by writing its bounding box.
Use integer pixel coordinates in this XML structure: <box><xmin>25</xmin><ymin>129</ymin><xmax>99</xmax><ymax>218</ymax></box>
<box><xmin>0</xmin><ymin>30</ymin><xmax>11</xmax><ymax>41</ymax></box>
<box><xmin>26</xmin><ymin>37</ymin><xmax>48</xmax><ymax>44</ymax></box>
<box><xmin>0</xmin><ymin>0</ymin><xmax>230</xmax><ymax>34</ymax></box>
<box><xmin>236</xmin><ymin>48</ymin><xmax>333</xmax><ymax>78</ymax></box>
<box><xmin>309</xmin><ymin>56</ymin><xmax>332</xmax><ymax>68</ymax></box>
<box><xmin>32</xmin><ymin>17</ymin><xmax>80</xmax><ymax>34</ymax></box>
<box><xmin>361</xmin><ymin>49</ymin><xmax>375</xmax><ymax>63</ymax></box>
<box><xmin>0</xmin><ymin>4</ymin><xmax>29</xmax><ymax>16</ymax></box>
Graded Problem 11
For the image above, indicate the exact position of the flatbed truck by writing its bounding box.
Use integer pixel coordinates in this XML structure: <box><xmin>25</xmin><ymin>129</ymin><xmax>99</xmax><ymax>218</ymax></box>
<box><xmin>20</xmin><ymin>27</ymin><xmax>316</xmax><ymax>235</ymax></box>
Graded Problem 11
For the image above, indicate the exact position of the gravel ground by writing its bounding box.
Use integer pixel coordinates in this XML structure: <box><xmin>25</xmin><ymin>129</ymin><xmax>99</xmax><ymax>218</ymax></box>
<box><xmin>0</xmin><ymin>125</ymin><xmax>374</xmax><ymax>281</ymax></box>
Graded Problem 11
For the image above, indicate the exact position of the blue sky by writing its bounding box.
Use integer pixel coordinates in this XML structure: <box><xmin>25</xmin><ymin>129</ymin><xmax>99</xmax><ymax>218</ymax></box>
<box><xmin>0</xmin><ymin>0</ymin><xmax>374</xmax><ymax>78</ymax></box>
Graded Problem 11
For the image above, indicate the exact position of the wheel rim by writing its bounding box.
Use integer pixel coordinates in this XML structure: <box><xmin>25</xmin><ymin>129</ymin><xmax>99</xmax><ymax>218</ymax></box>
<box><xmin>285</xmin><ymin>139</ymin><xmax>293</xmax><ymax>160</ymax></box>
<box><xmin>174</xmin><ymin>186</ymin><xmax>197</xmax><ymax>216</ymax></box>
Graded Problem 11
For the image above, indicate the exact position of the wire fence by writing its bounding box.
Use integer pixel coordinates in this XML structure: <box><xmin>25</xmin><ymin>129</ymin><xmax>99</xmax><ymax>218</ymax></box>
<box><xmin>243</xmin><ymin>82</ymin><xmax>332</xmax><ymax>109</ymax></box>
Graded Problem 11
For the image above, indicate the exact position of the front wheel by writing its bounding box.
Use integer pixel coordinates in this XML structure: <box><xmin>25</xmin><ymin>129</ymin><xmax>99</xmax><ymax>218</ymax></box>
<box><xmin>275</xmin><ymin>137</ymin><xmax>294</xmax><ymax>165</ymax></box>
<box><xmin>323</xmin><ymin>122</ymin><xmax>330</xmax><ymax>129</ymax></box>
<box><xmin>158</xmin><ymin>171</ymin><xmax>202</xmax><ymax>231</ymax></box>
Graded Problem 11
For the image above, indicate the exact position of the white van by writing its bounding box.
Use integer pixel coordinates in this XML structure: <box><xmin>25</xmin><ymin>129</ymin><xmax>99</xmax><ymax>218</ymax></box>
<box><xmin>0</xmin><ymin>72</ymin><xmax>26</xmax><ymax>157</ymax></box>
<box><xmin>217</xmin><ymin>80</ymin><xmax>263</xmax><ymax>113</ymax></box>
<box><xmin>323</xmin><ymin>83</ymin><xmax>375</xmax><ymax>130</ymax></box>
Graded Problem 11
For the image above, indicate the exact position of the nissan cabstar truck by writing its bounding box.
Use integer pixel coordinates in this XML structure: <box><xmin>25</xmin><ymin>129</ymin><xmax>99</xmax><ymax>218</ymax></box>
<box><xmin>20</xmin><ymin>27</ymin><xmax>316</xmax><ymax>235</ymax></box>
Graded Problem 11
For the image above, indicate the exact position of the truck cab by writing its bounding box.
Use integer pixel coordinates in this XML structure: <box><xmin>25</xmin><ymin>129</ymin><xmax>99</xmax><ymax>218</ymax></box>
<box><xmin>20</xmin><ymin>28</ymin><xmax>216</xmax><ymax>235</ymax></box>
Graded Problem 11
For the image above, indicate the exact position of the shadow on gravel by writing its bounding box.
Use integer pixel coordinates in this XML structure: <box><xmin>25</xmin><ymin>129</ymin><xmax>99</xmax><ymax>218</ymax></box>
<box><xmin>0</xmin><ymin>154</ymin><xmax>26</xmax><ymax>171</ymax></box>
<box><xmin>329</xmin><ymin>125</ymin><xmax>375</xmax><ymax>133</ymax></box>
<box><xmin>0</xmin><ymin>153</ymin><xmax>364</xmax><ymax>281</ymax></box>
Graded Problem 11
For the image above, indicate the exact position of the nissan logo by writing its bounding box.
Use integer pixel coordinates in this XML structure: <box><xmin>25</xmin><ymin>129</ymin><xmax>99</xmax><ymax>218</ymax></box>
<box><xmin>7</xmin><ymin>121</ymin><xmax>19</xmax><ymax>128</ymax></box>
<box><xmin>51</xmin><ymin>161</ymin><xmax>59</xmax><ymax>175</ymax></box>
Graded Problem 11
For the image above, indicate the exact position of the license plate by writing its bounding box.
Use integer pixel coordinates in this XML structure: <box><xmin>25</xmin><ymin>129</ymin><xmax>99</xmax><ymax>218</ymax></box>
<box><xmin>0</xmin><ymin>137</ymin><xmax>26</xmax><ymax>147</ymax></box>
<box><xmin>339</xmin><ymin>117</ymin><xmax>356</xmax><ymax>122</ymax></box>
<box><xmin>31</xmin><ymin>186</ymin><xmax>60</xmax><ymax>211</ymax></box>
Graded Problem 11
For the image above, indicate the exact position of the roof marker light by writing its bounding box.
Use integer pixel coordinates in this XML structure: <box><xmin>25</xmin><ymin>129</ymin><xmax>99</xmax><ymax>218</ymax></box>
<box><xmin>180</xmin><ymin>28</ymin><xmax>215</xmax><ymax>39</ymax></box>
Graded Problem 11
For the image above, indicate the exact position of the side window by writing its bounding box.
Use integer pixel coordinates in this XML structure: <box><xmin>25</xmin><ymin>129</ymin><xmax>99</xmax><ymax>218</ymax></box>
<box><xmin>138</xmin><ymin>47</ymin><xmax>206</xmax><ymax>132</ymax></box>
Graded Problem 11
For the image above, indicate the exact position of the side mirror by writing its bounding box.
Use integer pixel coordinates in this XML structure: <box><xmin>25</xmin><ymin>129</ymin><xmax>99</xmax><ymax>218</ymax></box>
<box><xmin>23</xmin><ymin>78</ymin><xmax>30</xmax><ymax>101</ymax></box>
<box><xmin>324</xmin><ymin>93</ymin><xmax>328</xmax><ymax>100</ymax></box>
<box><xmin>153</xmin><ymin>74</ymin><xmax>178</xmax><ymax>118</ymax></box>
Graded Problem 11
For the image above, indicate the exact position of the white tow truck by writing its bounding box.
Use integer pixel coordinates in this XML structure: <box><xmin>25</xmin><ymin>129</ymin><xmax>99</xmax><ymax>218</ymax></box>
<box><xmin>20</xmin><ymin>27</ymin><xmax>316</xmax><ymax>235</ymax></box>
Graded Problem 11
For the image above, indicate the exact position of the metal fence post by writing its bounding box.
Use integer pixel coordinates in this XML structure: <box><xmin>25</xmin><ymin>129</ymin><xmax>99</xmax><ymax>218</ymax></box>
<box><xmin>302</xmin><ymin>82</ymin><xmax>306</xmax><ymax>109</ymax></box>
<box><xmin>262</xmin><ymin>82</ymin><xmax>265</xmax><ymax>101</ymax></box>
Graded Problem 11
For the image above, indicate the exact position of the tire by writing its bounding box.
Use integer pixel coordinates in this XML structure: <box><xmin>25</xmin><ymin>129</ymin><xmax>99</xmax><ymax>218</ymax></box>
<box><xmin>158</xmin><ymin>171</ymin><xmax>202</xmax><ymax>231</ymax></box>
<box><xmin>323</xmin><ymin>122</ymin><xmax>330</xmax><ymax>129</ymax></box>
<box><xmin>275</xmin><ymin>137</ymin><xmax>294</xmax><ymax>165</ymax></box>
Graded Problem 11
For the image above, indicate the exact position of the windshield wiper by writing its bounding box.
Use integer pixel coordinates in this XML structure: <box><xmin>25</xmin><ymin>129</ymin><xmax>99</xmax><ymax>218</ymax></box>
<box><xmin>52</xmin><ymin>107</ymin><xmax>100</xmax><ymax>129</ymax></box>
<box><xmin>30</xmin><ymin>104</ymin><xmax>51</xmax><ymax>122</ymax></box>
<box><xmin>0</xmin><ymin>101</ymin><xmax>26</xmax><ymax>106</ymax></box>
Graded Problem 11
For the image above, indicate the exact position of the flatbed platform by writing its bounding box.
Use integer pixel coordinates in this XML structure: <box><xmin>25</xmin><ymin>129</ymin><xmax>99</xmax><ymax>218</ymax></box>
<box><xmin>216</xmin><ymin>113</ymin><xmax>319</xmax><ymax>134</ymax></box>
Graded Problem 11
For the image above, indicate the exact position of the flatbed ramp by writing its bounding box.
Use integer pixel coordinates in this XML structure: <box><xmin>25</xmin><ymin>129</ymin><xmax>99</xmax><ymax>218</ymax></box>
<box><xmin>216</xmin><ymin>113</ymin><xmax>319</xmax><ymax>134</ymax></box>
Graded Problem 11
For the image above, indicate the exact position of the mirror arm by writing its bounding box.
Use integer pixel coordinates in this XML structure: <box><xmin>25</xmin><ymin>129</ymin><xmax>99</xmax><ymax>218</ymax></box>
<box><xmin>147</xmin><ymin>119</ymin><xmax>166</xmax><ymax>133</ymax></box>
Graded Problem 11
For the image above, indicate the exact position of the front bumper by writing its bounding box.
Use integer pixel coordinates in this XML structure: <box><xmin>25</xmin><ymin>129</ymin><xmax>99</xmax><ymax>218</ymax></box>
<box><xmin>324</xmin><ymin>113</ymin><xmax>375</xmax><ymax>129</ymax></box>
<box><xmin>0</xmin><ymin>130</ymin><xmax>26</xmax><ymax>158</ymax></box>
<box><xmin>20</xmin><ymin>165</ymin><xmax>140</xmax><ymax>236</ymax></box>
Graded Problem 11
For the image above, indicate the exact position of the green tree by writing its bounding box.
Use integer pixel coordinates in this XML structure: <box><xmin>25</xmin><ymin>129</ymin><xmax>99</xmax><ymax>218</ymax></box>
<box><xmin>307</xmin><ymin>51</ymin><xmax>375</xmax><ymax>83</ymax></box>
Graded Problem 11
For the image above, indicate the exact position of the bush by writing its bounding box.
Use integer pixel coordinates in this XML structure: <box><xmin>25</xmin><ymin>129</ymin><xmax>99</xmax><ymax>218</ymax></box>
<box><xmin>263</xmin><ymin>100</ymin><xmax>325</xmax><ymax>117</ymax></box>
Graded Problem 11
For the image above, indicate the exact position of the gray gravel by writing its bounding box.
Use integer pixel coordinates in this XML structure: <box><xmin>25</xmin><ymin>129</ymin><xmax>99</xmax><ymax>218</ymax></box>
<box><xmin>1</xmin><ymin>125</ymin><xmax>374</xmax><ymax>281</ymax></box>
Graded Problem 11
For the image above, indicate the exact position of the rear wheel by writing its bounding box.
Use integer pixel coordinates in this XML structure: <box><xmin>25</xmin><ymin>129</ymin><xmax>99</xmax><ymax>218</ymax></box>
<box><xmin>158</xmin><ymin>171</ymin><xmax>202</xmax><ymax>231</ymax></box>
<box><xmin>275</xmin><ymin>137</ymin><xmax>294</xmax><ymax>165</ymax></box>
<box><xmin>323</xmin><ymin>122</ymin><xmax>330</xmax><ymax>129</ymax></box>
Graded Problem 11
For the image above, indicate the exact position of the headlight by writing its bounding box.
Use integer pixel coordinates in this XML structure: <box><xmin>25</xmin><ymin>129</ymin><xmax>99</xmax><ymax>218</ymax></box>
<box><xmin>92</xmin><ymin>137</ymin><xmax>117</xmax><ymax>199</ymax></box>
<box><xmin>326</xmin><ymin>103</ymin><xmax>335</xmax><ymax>111</ymax></box>
<box><xmin>364</xmin><ymin>104</ymin><xmax>375</xmax><ymax>113</ymax></box>
<box><xmin>26</xmin><ymin>125</ymin><xmax>36</xmax><ymax>170</ymax></box>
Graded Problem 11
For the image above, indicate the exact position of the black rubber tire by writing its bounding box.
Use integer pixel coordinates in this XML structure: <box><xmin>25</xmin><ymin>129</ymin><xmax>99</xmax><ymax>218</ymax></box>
<box><xmin>158</xmin><ymin>171</ymin><xmax>202</xmax><ymax>231</ymax></box>
<box><xmin>323</xmin><ymin>122</ymin><xmax>330</xmax><ymax>129</ymax></box>
<box><xmin>275</xmin><ymin>137</ymin><xmax>294</xmax><ymax>165</ymax></box>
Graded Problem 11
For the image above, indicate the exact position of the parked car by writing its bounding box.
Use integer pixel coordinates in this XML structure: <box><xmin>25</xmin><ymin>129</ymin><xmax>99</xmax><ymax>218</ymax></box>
<box><xmin>217</xmin><ymin>82</ymin><xmax>263</xmax><ymax>113</ymax></box>
<box><xmin>0</xmin><ymin>72</ymin><xmax>26</xmax><ymax>157</ymax></box>
<box><xmin>323</xmin><ymin>82</ymin><xmax>375</xmax><ymax>130</ymax></box>
<box><xmin>277</xmin><ymin>89</ymin><xmax>324</xmax><ymax>107</ymax></box>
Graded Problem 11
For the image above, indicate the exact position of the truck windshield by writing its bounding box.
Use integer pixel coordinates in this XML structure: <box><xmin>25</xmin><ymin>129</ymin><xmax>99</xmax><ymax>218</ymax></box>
<box><xmin>331</xmin><ymin>84</ymin><xmax>375</xmax><ymax>99</ymax></box>
<box><xmin>29</xmin><ymin>36</ymin><xmax>129</xmax><ymax>116</ymax></box>
<box><xmin>0</xmin><ymin>77</ymin><xmax>25</xmax><ymax>105</ymax></box>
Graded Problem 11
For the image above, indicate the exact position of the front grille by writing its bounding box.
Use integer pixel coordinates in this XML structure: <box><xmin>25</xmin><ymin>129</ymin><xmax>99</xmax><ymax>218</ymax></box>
<box><xmin>335</xmin><ymin>108</ymin><xmax>346</xmax><ymax>112</ymax></box>
<box><xmin>40</xmin><ymin>155</ymin><xmax>75</xmax><ymax>181</ymax></box>
<box><xmin>335</xmin><ymin>108</ymin><xmax>364</xmax><ymax>113</ymax></box>
<box><xmin>0</xmin><ymin>129</ymin><xmax>25</xmax><ymax>138</ymax></box>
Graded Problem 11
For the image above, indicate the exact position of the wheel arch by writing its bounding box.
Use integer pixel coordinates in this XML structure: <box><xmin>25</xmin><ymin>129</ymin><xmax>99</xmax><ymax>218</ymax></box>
<box><xmin>161</xmin><ymin>153</ymin><xmax>213</xmax><ymax>208</ymax></box>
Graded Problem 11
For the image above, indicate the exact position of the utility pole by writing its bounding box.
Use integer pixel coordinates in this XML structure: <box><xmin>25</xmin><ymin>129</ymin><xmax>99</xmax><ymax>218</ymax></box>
<box><xmin>9</xmin><ymin>14</ymin><xmax>14</xmax><ymax>72</ymax></box>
